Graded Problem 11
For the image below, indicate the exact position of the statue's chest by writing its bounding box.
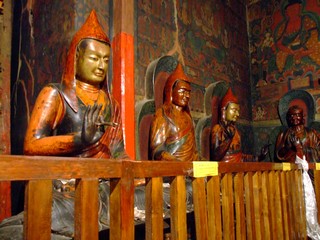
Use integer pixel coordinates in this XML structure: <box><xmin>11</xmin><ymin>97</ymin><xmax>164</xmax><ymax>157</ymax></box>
<box><xmin>55</xmin><ymin>100</ymin><xmax>86</xmax><ymax>134</ymax></box>
<box><xmin>54</xmin><ymin>98</ymin><xmax>110</xmax><ymax>135</ymax></box>
<box><xmin>167</xmin><ymin>115</ymin><xmax>192</xmax><ymax>138</ymax></box>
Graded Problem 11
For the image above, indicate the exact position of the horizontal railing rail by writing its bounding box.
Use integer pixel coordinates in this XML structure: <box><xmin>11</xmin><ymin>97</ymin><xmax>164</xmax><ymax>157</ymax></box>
<box><xmin>0</xmin><ymin>155</ymin><xmax>318</xmax><ymax>239</ymax></box>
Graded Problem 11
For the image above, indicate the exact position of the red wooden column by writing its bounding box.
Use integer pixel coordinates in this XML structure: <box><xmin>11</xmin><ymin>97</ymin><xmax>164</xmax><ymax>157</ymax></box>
<box><xmin>112</xmin><ymin>0</ymin><xmax>135</xmax><ymax>159</ymax></box>
<box><xmin>0</xmin><ymin>0</ymin><xmax>13</xmax><ymax>221</ymax></box>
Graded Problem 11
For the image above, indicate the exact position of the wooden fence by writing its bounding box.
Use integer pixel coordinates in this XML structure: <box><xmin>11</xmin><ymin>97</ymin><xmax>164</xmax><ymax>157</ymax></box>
<box><xmin>0</xmin><ymin>155</ymin><xmax>319</xmax><ymax>239</ymax></box>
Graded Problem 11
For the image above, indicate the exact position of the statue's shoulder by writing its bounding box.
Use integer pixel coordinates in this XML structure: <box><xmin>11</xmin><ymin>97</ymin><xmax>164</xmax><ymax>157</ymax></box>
<box><xmin>44</xmin><ymin>83</ymin><xmax>62</xmax><ymax>94</ymax></box>
<box><xmin>46</xmin><ymin>83</ymin><xmax>66</xmax><ymax>100</ymax></box>
<box><xmin>35</xmin><ymin>83</ymin><xmax>63</xmax><ymax>100</ymax></box>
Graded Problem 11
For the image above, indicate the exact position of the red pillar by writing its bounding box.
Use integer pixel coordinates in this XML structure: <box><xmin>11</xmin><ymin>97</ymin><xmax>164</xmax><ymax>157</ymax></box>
<box><xmin>0</xmin><ymin>0</ymin><xmax>13</xmax><ymax>220</ymax></box>
<box><xmin>112</xmin><ymin>0</ymin><xmax>135</xmax><ymax>159</ymax></box>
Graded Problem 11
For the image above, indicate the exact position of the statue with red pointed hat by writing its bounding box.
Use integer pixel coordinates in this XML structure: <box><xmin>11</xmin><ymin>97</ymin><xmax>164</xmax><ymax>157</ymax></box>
<box><xmin>210</xmin><ymin>87</ymin><xmax>268</xmax><ymax>162</ymax></box>
<box><xmin>0</xmin><ymin>10</ymin><xmax>131</xmax><ymax>239</ymax></box>
<box><xmin>24</xmin><ymin>10</ymin><xmax>126</xmax><ymax>160</ymax></box>
<box><xmin>149</xmin><ymin>63</ymin><xmax>200</xmax><ymax>162</ymax></box>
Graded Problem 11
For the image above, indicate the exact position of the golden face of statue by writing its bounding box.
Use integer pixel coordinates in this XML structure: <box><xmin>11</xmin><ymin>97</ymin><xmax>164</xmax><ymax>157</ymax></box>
<box><xmin>76</xmin><ymin>39</ymin><xmax>110</xmax><ymax>86</ymax></box>
<box><xmin>172</xmin><ymin>80</ymin><xmax>191</xmax><ymax>108</ymax></box>
<box><xmin>225</xmin><ymin>102</ymin><xmax>240</xmax><ymax>122</ymax></box>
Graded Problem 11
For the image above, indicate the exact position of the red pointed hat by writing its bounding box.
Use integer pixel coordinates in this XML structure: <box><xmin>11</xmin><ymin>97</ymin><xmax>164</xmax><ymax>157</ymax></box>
<box><xmin>220</xmin><ymin>87</ymin><xmax>238</xmax><ymax>109</ymax></box>
<box><xmin>164</xmin><ymin>63</ymin><xmax>190</xmax><ymax>104</ymax></box>
<box><xmin>61</xmin><ymin>10</ymin><xmax>110</xmax><ymax>112</ymax></box>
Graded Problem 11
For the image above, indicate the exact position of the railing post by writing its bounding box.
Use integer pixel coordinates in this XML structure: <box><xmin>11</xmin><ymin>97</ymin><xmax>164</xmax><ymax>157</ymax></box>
<box><xmin>269</xmin><ymin>171</ymin><xmax>284</xmax><ymax>239</ymax></box>
<box><xmin>261</xmin><ymin>171</ymin><xmax>271</xmax><ymax>238</ymax></box>
<box><xmin>24</xmin><ymin>180</ymin><xmax>52</xmax><ymax>240</ymax></box>
<box><xmin>252</xmin><ymin>172</ymin><xmax>263</xmax><ymax>239</ymax></box>
<box><xmin>74</xmin><ymin>179</ymin><xmax>99</xmax><ymax>240</ymax></box>
<box><xmin>221</xmin><ymin>173</ymin><xmax>234</xmax><ymax>239</ymax></box>
<box><xmin>207</xmin><ymin>175</ymin><xmax>222</xmax><ymax>240</ymax></box>
<box><xmin>244</xmin><ymin>172</ymin><xmax>255</xmax><ymax>240</ymax></box>
<box><xmin>145</xmin><ymin>177</ymin><xmax>164</xmax><ymax>240</ymax></box>
<box><xmin>109</xmin><ymin>161</ymin><xmax>135</xmax><ymax>240</ymax></box>
<box><xmin>287</xmin><ymin>170</ymin><xmax>297</xmax><ymax>238</ymax></box>
<box><xmin>192</xmin><ymin>177</ymin><xmax>208</xmax><ymax>240</ymax></box>
<box><xmin>234</xmin><ymin>172</ymin><xmax>246</xmax><ymax>239</ymax></box>
<box><xmin>170</xmin><ymin>175</ymin><xmax>187</xmax><ymax>240</ymax></box>
<box><xmin>280</xmin><ymin>171</ymin><xmax>290</xmax><ymax>238</ymax></box>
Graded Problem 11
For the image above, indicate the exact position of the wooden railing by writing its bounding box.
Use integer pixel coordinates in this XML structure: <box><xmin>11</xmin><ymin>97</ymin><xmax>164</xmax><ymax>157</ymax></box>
<box><xmin>0</xmin><ymin>155</ymin><xmax>319</xmax><ymax>239</ymax></box>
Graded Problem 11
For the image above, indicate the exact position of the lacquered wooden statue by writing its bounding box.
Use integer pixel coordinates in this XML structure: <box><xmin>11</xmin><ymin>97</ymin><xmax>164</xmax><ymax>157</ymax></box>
<box><xmin>275</xmin><ymin>105</ymin><xmax>320</xmax><ymax>163</ymax></box>
<box><xmin>210</xmin><ymin>87</ymin><xmax>267</xmax><ymax>162</ymax></box>
<box><xmin>149</xmin><ymin>63</ymin><xmax>199</xmax><ymax>162</ymax></box>
<box><xmin>7</xmin><ymin>10</ymin><xmax>127</xmax><ymax>237</ymax></box>
<box><xmin>24</xmin><ymin>10</ymin><xmax>126</xmax><ymax>160</ymax></box>
<box><xmin>275</xmin><ymin>106</ymin><xmax>320</xmax><ymax>238</ymax></box>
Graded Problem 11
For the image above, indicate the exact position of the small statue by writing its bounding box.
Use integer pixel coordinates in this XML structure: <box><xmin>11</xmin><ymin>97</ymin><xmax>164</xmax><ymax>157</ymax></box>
<box><xmin>24</xmin><ymin>10</ymin><xmax>126</xmax><ymax>160</ymax></box>
<box><xmin>210</xmin><ymin>87</ymin><xmax>268</xmax><ymax>162</ymax></box>
<box><xmin>275</xmin><ymin>105</ymin><xmax>320</xmax><ymax>238</ymax></box>
<box><xmin>149</xmin><ymin>63</ymin><xmax>199</xmax><ymax>162</ymax></box>
<box><xmin>275</xmin><ymin>105</ymin><xmax>320</xmax><ymax>163</ymax></box>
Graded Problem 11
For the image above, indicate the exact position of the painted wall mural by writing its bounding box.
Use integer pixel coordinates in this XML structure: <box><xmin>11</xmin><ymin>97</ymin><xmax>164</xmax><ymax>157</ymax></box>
<box><xmin>136</xmin><ymin>0</ymin><xmax>251</xmax><ymax>120</ymax></box>
<box><xmin>248</xmin><ymin>0</ymin><xmax>320</xmax><ymax>158</ymax></box>
<box><xmin>249</xmin><ymin>0</ymin><xmax>320</xmax><ymax>122</ymax></box>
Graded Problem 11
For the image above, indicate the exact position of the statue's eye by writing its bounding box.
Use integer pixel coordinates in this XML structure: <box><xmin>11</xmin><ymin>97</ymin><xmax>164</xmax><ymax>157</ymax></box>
<box><xmin>89</xmin><ymin>56</ymin><xmax>98</xmax><ymax>61</ymax></box>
